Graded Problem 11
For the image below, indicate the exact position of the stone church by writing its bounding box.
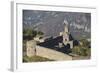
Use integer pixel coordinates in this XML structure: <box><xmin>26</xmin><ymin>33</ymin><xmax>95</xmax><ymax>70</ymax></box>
<box><xmin>38</xmin><ymin>20</ymin><xmax>73</xmax><ymax>53</ymax></box>
<box><xmin>26</xmin><ymin>20</ymin><xmax>74</xmax><ymax>57</ymax></box>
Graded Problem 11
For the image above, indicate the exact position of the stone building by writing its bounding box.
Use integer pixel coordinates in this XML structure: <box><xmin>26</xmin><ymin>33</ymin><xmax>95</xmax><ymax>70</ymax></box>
<box><xmin>38</xmin><ymin>20</ymin><xmax>73</xmax><ymax>53</ymax></box>
<box><xmin>60</xmin><ymin>20</ymin><xmax>73</xmax><ymax>49</ymax></box>
<box><xmin>26</xmin><ymin>20</ymin><xmax>73</xmax><ymax>57</ymax></box>
<box><xmin>26</xmin><ymin>40</ymin><xmax>36</xmax><ymax>57</ymax></box>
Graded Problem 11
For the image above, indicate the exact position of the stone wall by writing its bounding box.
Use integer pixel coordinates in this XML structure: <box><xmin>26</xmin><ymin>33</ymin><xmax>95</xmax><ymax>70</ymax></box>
<box><xmin>26</xmin><ymin>40</ymin><xmax>72</xmax><ymax>60</ymax></box>
<box><xmin>36</xmin><ymin>46</ymin><xmax>72</xmax><ymax>60</ymax></box>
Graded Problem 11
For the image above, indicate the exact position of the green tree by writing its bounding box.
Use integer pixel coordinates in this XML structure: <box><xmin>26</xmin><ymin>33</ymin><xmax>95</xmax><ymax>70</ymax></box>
<box><xmin>23</xmin><ymin>29</ymin><xmax>37</xmax><ymax>40</ymax></box>
<box><xmin>72</xmin><ymin>46</ymin><xmax>91</xmax><ymax>56</ymax></box>
<box><xmin>72</xmin><ymin>46</ymin><xmax>81</xmax><ymax>55</ymax></box>
<box><xmin>37</xmin><ymin>31</ymin><xmax>44</xmax><ymax>35</ymax></box>
<box><xmin>80</xmin><ymin>39</ymin><xmax>90</xmax><ymax>48</ymax></box>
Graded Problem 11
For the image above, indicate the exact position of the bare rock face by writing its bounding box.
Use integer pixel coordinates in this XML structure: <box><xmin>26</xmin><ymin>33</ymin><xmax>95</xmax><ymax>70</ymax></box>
<box><xmin>23</xmin><ymin>10</ymin><xmax>91</xmax><ymax>40</ymax></box>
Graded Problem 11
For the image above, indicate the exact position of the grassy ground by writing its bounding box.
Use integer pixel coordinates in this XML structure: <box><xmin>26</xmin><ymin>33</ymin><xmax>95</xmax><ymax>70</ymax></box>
<box><xmin>72</xmin><ymin>56</ymin><xmax>90</xmax><ymax>60</ymax></box>
<box><xmin>23</xmin><ymin>55</ymin><xmax>54</xmax><ymax>62</ymax></box>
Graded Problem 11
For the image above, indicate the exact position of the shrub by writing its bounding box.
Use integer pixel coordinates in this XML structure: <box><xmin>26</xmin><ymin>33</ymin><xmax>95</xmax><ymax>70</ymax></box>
<box><xmin>72</xmin><ymin>46</ymin><xmax>91</xmax><ymax>56</ymax></box>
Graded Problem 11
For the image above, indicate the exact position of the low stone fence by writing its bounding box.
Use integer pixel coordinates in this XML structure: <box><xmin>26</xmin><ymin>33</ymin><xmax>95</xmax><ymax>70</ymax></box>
<box><xmin>36</xmin><ymin>46</ymin><xmax>72</xmax><ymax>61</ymax></box>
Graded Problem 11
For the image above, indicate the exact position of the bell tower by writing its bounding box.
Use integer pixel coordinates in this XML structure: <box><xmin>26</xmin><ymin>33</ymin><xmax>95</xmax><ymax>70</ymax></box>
<box><xmin>64</xmin><ymin>20</ymin><xmax>69</xmax><ymax>33</ymax></box>
<box><xmin>61</xmin><ymin>20</ymin><xmax>73</xmax><ymax>49</ymax></box>
<box><xmin>63</xmin><ymin>20</ymin><xmax>69</xmax><ymax>44</ymax></box>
